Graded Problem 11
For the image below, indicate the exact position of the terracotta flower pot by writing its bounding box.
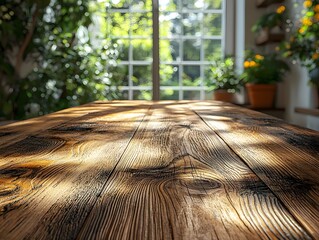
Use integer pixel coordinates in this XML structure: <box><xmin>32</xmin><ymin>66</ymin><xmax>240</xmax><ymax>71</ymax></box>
<box><xmin>255</xmin><ymin>27</ymin><xmax>285</xmax><ymax>46</ymax></box>
<box><xmin>213</xmin><ymin>90</ymin><xmax>234</xmax><ymax>103</ymax></box>
<box><xmin>245</xmin><ymin>83</ymin><xmax>276</xmax><ymax>109</ymax></box>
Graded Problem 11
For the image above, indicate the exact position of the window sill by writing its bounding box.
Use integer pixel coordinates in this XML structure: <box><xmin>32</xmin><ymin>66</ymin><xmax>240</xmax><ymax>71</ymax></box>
<box><xmin>295</xmin><ymin>107</ymin><xmax>319</xmax><ymax>117</ymax></box>
<box><xmin>236</xmin><ymin>104</ymin><xmax>285</xmax><ymax>119</ymax></box>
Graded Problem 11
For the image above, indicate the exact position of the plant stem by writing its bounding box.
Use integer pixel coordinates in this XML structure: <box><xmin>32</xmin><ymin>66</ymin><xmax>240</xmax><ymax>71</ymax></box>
<box><xmin>15</xmin><ymin>5</ymin><xmax>39</xmax><ymax>75</ymax></box>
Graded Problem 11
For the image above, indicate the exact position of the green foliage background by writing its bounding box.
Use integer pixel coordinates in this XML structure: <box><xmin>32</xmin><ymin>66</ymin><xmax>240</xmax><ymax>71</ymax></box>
<box><xmin>0</xmin><ymin>0</ymin><xmax>121</xmax><ymax>119</ymax></box>
<box><xmin>0</xmin><ymin>0</ymin><xmax>224</xmax><ymax>119</ymax></box>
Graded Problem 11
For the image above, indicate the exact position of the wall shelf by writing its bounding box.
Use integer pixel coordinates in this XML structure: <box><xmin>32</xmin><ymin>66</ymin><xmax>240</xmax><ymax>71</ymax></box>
<box><xmin>295</xmin><ymin>107</ymin><xmax>319</xmax><ymax>117</ymax></box>
<box><xmin>237</xmin><ymin>104</ymin><xmax>285</xmax><ymax>119</ymax></box>
<box><xmin>255</xmin><ymin>29</ymin><xmax>285</xmax><ymax>46</ymax></box>
<box><xmin>256</xmin><ymin>0</ymin><xmax>284</xmax><ymax>8</ymax></box>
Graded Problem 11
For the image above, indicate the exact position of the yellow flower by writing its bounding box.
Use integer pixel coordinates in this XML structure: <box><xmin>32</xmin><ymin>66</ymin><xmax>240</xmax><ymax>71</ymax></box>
<box><xmin>302</xmin><ymin>17</ymin><xmax>312</xmax><ymax>26</ymax></box>
<box><xmin>303</xmin><ymin>0</ymin><xmax>312</xmax><ymax>8</ymax></box>
<box><xmin>315</xmin><ymin>13</ymin><xmax>319</xmax><ymax>21</ymax></box>
<box><xmin>312</xmin><ymin>52</ymin><xmax>319</xmax><ymax>60</ymax></box>
<box><xmin>255</xmin><ymin>54</ymin><xmax>264</xmax><ymax>60</ymax></box>
<box><xmin>314</xmin><ymin>4</ymin><xmax>319</xmax><ymax>12</ymax></box>
<box><xmin>249</xmin><ymin>61</ymin><xmax>258</xmax><ymax>67</ymax></box>
<box><xmin>286</xmin><ymin>51</ymin><xmax>293</xmax><ymax>57</ymax></box>
<box><xmin>276</xmin><ymin>5</ymin><xmax>286</xmax><ymax>14</ymax></box>
<box><xmin>299</xmin><ymin>28</ymin><xmax>305</xmax><ymax>34</ymax></box>
<box><xmin>244</xmin><ymin>61</ymin><xmax>250</xmax><ymax>68</ymax></box>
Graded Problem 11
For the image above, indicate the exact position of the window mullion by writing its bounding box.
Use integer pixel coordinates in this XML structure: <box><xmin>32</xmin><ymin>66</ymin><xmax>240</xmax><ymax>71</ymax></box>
<box><xmin>128</xmin><ymin>4</ymin><xmax>133</xmax><ymax>100</ymax></box>
<box><xmin>200</xmin><ymin>12</ymin><xmax>205</xmax><ymax>100</ymax></box>
<box><xmin>152</xmin><ymin>0</ymin><xmax>160</xmax><ymax>101</ymax></box>
<box><xmin>178</xmin><ymin>0</ymin><xmax>183</xmax><ymax>100</ymax></box>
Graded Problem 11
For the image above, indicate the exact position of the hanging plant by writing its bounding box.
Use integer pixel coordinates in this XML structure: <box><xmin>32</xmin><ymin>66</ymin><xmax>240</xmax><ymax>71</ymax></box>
<box><xmin>280</xmin><ymin>0</ymin><xmax>319</xmax><ymax>87</ymax></box>
<box><xmin>252</xmin><ymin>5</ymin><xmax>287</xmax><ymax>32</ymax></box>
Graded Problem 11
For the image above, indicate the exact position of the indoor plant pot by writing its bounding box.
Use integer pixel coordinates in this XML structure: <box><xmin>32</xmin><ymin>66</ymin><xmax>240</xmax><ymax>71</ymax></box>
<box><xmin>213</xmin><ymin>89</ymin><xmax>234</xmax><ymax>103</ymax></box>
<box><xmin>256</xmin><ymin>0</ymin><xmax>284</xmax><ymax>8</ymax></box>
<box><xmin>252</xmin><ymin>6</ymin><xmax>286</xmax><ymax>45</ymax></box>
<box><xmin>245</xmin><ymin>83</ymin><xmax>277</xmax><ymax>108</ymax></box>
<box><xmin>208</xmin><ymin>57</ymin><xmax>242</xmax><ymax>103</ymax></box>
<box><xmin>242</xmin><ymin>51</ymin><xmax>289</xmax><ymax>109</ymax></box>
<box><xmin>255</xmin><ymin>27</ymin><xmax>285</xmax><ymax>46</ymax></box>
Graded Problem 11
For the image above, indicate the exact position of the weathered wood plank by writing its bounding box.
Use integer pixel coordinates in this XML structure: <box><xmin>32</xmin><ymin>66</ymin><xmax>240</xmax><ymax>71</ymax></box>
<box><xmin>191</xmin><ymin>101</ymin><xmax>319</xmax><ymax>238</ymax></box>
<box><xmin>0</xmin><ymin>102</ymin><xmax>105</xmax><ymax>149</ymax></box>
<box><xmin>0</xmin><ymin>101</ymin><xmax>140</xmax><ymax>149</ymax></box>
<box><xmin>78</xmin><ymin>102</ymin><xmax>310</xmax><ymax>239</ymax></box>
<box><xmin>0</xmin><ymin>101</ymin><xmax>150</xmax><ymax>239</ymax></box>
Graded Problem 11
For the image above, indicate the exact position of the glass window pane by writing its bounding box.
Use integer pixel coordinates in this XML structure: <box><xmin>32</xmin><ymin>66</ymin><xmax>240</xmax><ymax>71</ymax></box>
<box><xmin>182</xmin><ymin>0</ymin><xmax>204</xmax><ymax>9</ymax></box>
<box><xmin>133</xmin><ymin>90</ymin><xmax>152</xmax><ymax>100</ymax></box>
<box><xmin>159</xmin><ymin>13</ymin><xmax>181</xmax><ymax>37</ymax></box>
<box><xmin>131</xmin><ymin>12</ymin><xmax>152</xmax><ymax>36</ymax></box>
<box><xmin>106</xmin><ymin>0</ymin><xmax>225</xmax><ymax>101</ymax></box>
<box><xmin>132</xmin><ymin>39</ymin><xmax>152</xmax><ymax>61</ymax></box>
<box><xmin>160</xmin><ymin>65</ymin><xmax>179</xmax><ymax>86</ymax></box>
<box><xmin>109</xmin><ymin>65</ymin><xmax>129</xmax><ymax>86</ymax></box>
<box><xmin>182</xmin><ymin>65</ymin><xmax>201</xmax><ymax>86</ymax></box>
<box><xmin>204</xmin><ymin>40</ymin><xmax>222</xmax><ymax>61</ymax></box>
<box><xmin>113</xmin><ymin>39</ymin><xmax>129</xmax><ymax>61</ymax></box>
<box><xmin>131</xmin><ymin>0</ymin><xmax>152</xmax><ymax>11</ymax></box>
<box><xmin>108</xmin><ymin>13</ymin><xmax>130</xmax><ymax>37</ymax></box>
<box><xmin>160</xmin><ymin>89</ymin><xmax>179</xmax><ymax>100</ymax></box>
<box><xmin>203</xmin><ymin>65</ymin><xmax>212</xmax><ymax>82</ymax></box>
<box><xmin>205</xmin><ymin>90</ymin><xmax>213</xmax><ymax>100</ymax></box>
<box><xmin>203</xmin><ymin>14</ymin><xmax>222</xmax><ymax>36</ymax></box>
<box><xmin>204</xmin><ymin>0</ymin><xmax>222</xmax><ymax>9</ymax></box>
<box><xmin>183</xmin><ymin>91</ymin><xmax>201</xmax><ymax>100</ymax></box>
<box><xmin>133</xmin><ymin>65</ymin><xmax>152</xmax><ymax>86</ymax></box>
<box><xmin>182</xmin><ymin>13</ymin><xmax>202</xmax><ymax>36</ymax></box>
<box><xmin>118</xmin><ymin>90</ymin><xmax>129</xmax><ymax>100</ymax></box>
<box><xmin>109</xmin><ymin>0</ymin><xmax>130</xmax><ymax>9</ymax></box>
<box><xmin>183</xmin><ymin>39</ymin><xmax>200</xmax><ymax>61</ymax></box>
<box><xmin>159</xmin><ymin>0</ymin><xmax>178</xmax><ymax>11</ymax></box>
<box><xmin>160</xmin><ymin>40</ymin><xmax>180</xmax><ymax>62</ymax></box>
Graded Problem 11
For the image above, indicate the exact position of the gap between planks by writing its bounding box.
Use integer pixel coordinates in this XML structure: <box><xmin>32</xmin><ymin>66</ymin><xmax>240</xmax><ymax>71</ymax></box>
<box><xmin>76</xmin><ymin>102</ymin><xmax>311</xmax><ymax>240</ymax></box>
<box><xmin>189</xmin><ymin>103</ymin><xmax>315</xmax><ymax>239</ymax></box>
<box><xmin>0</xmin><ymin>102</ymin><xmax>151</xmax><ymax>239</ymax></box>
<box><xmin>78</xmin><ymin>103</ymin><xmax>152</xmax><ymax>228</ymax></box>
<box><xmin>190</xmin><ymin>101</ymin><xmax>319</xmax><ymax>239</ymax></box>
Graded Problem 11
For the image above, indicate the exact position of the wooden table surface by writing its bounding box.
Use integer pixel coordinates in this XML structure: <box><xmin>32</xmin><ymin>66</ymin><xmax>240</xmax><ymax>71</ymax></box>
<box><xmin>0</xmin><ymin>101</ymin><xmax>318</xmax><ymax>240</ymax></box>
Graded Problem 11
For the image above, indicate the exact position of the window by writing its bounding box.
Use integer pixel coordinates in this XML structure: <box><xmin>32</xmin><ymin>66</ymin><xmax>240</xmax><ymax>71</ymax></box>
<box><xmin>107</xmin><ymin>0</ymin><xmax>229</xmax><ymax>100</ymax></box>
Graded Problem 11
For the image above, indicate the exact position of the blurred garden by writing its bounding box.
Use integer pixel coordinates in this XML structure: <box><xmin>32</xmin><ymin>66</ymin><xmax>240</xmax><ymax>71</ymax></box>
<box><xmin>0</xmin><ymin>0</ymin><xmax>122</xmax><ymax>119</ymax></box>
<box><xmin>0</xmin><ymin>0</ymin><xmax>223</xmax><ymax>120</ymax></box>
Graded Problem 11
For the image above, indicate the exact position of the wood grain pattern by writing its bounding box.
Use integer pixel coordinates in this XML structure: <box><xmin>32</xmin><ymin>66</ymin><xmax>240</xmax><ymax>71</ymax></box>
<box><xmin>77</xmin><ymin>102</ymin><xmax>310</xmax><ymax>239</ymax></box>
<box><xmin>0</xmin><ymin>101</ymin><xmax>150</xmax><ymax>239</ymax></box>
<box><xmin>0</xmin><ymin>101</ymin><xmax>317</xmax><ymax>239</ymax></box>
<box><xmin>191</xmin><ymin>101</ymin><xmax>319</xmax><ymax>238</ymax></box>
<box><xmin>0</xmin><ymin>102</ymin><xmax>107</xmax><ymax>149</ymax></box>
<box><xmin>0</xmin><ymin>101</ymin><xmax>142</xmax><ymax>149</ymax></box>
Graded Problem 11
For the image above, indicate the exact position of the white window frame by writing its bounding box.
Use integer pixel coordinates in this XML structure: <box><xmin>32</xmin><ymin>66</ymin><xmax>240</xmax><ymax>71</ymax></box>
<box><xmin>107</xmin><ymin>0</ymin><xmax>235</xmax><ymax>100</ymax></box>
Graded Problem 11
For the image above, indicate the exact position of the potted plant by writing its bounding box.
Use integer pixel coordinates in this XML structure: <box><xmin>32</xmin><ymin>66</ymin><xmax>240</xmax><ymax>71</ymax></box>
<box><xmin>207</xmin><ymin>57</ymin><xmax>242</xmax><ymax>103</ymax></box>
<box><xmin>252</xmin><ymin>5</ymin><xmax>287</xmax><ymax>45</ymax></box>
<box><xmin>242</xmin><ymin>51</ymin><xmax>290</xmax><ymax>108</ymax></box>
<box><xmin>280</xmin><ymin>0</ymin><xmax>319</xmax><ymax>107</ymax></box>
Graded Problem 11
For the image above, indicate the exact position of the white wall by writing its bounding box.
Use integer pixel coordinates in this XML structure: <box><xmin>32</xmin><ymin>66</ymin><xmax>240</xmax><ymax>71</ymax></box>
<box><xmin>285</xmin><ymin>62</ymin><xmax>319</xmax><ymax>130</ymax></box>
